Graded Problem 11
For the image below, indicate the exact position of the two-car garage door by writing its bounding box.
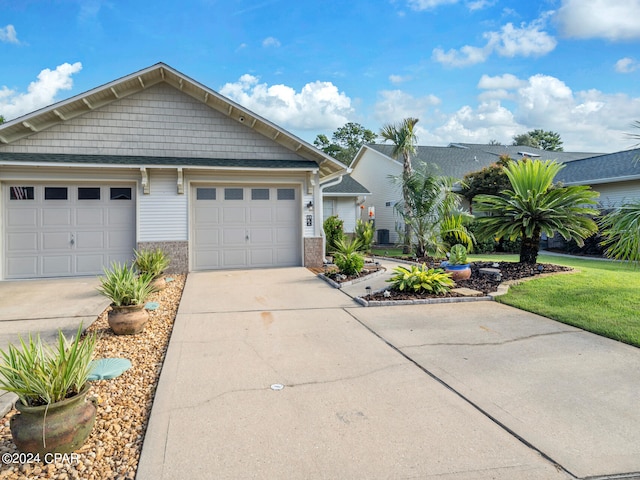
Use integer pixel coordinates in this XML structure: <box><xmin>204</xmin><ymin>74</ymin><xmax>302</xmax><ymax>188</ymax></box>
<box><xmin>3</xmin><ymin>184</ymin><xmax>136</xmax><ymax>279</ymax></box>
<box><xmin>192</xmin><ymin>185</ymin><xmax>301</xmax><ymax>270</ymax></box>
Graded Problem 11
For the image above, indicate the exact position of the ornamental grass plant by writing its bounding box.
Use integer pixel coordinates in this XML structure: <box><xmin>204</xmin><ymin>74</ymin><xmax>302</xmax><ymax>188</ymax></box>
<box><xmin>0</xmin><ymin>324</ymin><xmax>96</xmax><ymax>407</ymax></box>
<box><xmin>134</xmin><ymin>248</ymin><xmax>170</xmax><ymax>279</ymax></box>
<box><xmin>97</xmin><ymin>262</ymin><xmax>155</xmax><ymax>307</ymax></box>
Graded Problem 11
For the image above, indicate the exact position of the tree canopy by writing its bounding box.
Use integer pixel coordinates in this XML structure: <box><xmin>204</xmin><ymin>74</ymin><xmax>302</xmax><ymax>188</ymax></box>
<box><xmin>512</xmin><ymin>129</ymin><xmax>563</xmax><ymax>151</ymax></box>
<box><xmin>461</xmin><ymin>154</ymin><xmax>513</xmax><ymax>203</ymax></box>
<box><xmin>0</xmin><ymin>115</ymin><xmax>4</xmax><ymax>125</ymax></box>
<box><xmin>313</xmin><ymin>122</ymin><xmax>377</xmax><ymax>165</ymax></box>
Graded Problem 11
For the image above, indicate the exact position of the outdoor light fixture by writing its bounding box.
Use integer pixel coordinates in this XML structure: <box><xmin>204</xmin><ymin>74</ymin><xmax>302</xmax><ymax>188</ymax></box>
<box><xmin>306</xmin><ymin>201</ymin><xmax>313</xmax><ymax>211</ymax></box>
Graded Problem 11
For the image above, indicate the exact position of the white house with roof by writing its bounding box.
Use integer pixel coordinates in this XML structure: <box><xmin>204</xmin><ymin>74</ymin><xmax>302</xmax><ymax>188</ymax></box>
<box><xmin>321</xmin><ymin>174</ymin><xmax>370</xmax><ymax>233</ymax></box>
<box><xmin>350</xmin><ymin>143</ymin><xmax>602</xmax><ymax>244</ymax></box>
<box><xmin>0</xmin><ymin>63</ymin><xmax>347</xmax><ymax>279</ymax></box>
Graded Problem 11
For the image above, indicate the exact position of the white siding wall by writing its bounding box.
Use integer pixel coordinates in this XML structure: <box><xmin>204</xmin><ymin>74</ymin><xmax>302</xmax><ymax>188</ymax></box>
<box><xmin>303</xmin><ymin>193</ymin><xmax>315</xmax><ymax>237</ymax></box>
<box><xmin>138</xmin><ymin>169</ymin><xmax>187</xmax><ymax>241</ymax></box>
<box><xmin>336</xmin><ymin>198</ymin><xmax>358</xmax><ymax>233</ymax></box>
<box><xmin>2</xmin><ymin>83</ymin><xmax>306</xmax><ymax>161</ymax></box>
<box><xmin>350</xmin><ymin>148</ymin><xmax>403</xmax><ymax>243</ymax></box>
<box><xmin>592</xmin><ymin>180</ymin><xmax>640</xmax><ymax>208</ymax></box>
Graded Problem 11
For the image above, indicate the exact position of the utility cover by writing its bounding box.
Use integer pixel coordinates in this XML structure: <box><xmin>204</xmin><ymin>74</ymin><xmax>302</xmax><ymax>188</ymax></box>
<box><xmin>145</xmin><ymin>302</ymin><xmax>160</xmax><ymax>310</ymax></box>
<box><xmin>88</xmin><ymin>358</ymin><xmax>132</xmax><ymax>381</ymax></box>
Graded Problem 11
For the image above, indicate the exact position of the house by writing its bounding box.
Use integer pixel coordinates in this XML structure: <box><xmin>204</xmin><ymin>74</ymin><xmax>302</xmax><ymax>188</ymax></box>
<box><xmin>350</xmin><ymin>143</ymin><xmax>601</xmax><ymax>244</ymax></box>
<box><xmin>555</xmin><ymin>148</ymin><xmax>640</xmax><ymax>208</ymax></box>
<box><xmin>321</xmin><ymin>174</ymin><xmax>370</xmax><ymax>233</ymax></box>
<box><xmin>0</xmin><ymin>63</ymin><xmax>347</xmax><ymax>280</ymax></box>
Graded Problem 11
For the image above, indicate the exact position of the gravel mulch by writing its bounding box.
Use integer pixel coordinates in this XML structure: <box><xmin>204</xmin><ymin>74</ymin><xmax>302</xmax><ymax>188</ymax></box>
<box><xmin>0</xmin><ymin>274</ymin><xmax>186</xmax><ymax>480</ymax></box>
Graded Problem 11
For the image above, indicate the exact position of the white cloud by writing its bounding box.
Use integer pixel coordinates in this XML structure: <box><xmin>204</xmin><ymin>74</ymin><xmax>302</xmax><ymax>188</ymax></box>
<box><xmin>389</xmin><ymin>74</ymin><xmax>412</xmax><ymax>84</ymax></box>
<box><xmin>407</xmin><ymin>0</ymin><xmax>458</xmax><ymax>10</ymax></box>
<box><xmin>374</xmin><ymin>90</ymin><xmax>440</xmax><ymax>122</ymax></box>
<box><xmin>433</xmin><ymin>15</ymin><xmax>556</xmax><ymax>67</ymax></box>
<box><xmin>262</xmin><ymin>36</ymin><xmax>281</xmax><ymax>48</ymax></box>
<box><xmin>220</xmin><ymin>74</ymin><xmax>353</xmax><ymax>130</ymax></box>
<box><xmin>419</xmin><ymin>73</ymin><xmax>640</xmax><ymax>151</ymax></box>
<box><xmin>466</xmin><ymin>0</ymin><xmax>496</xmax><ymax>11</ymax></box>
<box><xmin>556</xmin><ymin>0</ymin><xmax>640</xmax><ymax>41</ymax></box>
<box><xmin>615</xmin><ymin>57</ymin><xmax>639</xmax><ymax>73</ymax></box>
<box><xmin>0</xmin><ymin>24</ymin><xmax>19</xmax><ymax>44</ymax></box>
<box><xmin>0</xmin><ymin>62</ymin><xmax>83</xmax><ymax>121</ymax></box>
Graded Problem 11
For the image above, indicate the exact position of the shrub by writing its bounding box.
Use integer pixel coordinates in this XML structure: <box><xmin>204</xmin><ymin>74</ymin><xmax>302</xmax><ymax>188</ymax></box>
<box><xmin>386</xmin><ymin>264</ymin><xmax>454</xmax><ymax>294</ymax></box>
<box><xmin>323</xmin><ymin>215</ymin><xmax>345</xmax><ymax>254</ymax></box>
<box><xmin>448</xmin><ymin>244</ymin><xmax>468</xmax><ymax>265</ymax></box>
<box><xmin>333</xmin><ymin>238</ymin><xmax>365</xmax><ymax>276</ymax></box>
<box><xmin>355</xmin><ymin>219</ymin><xmax>374</xmax><ymax>253</ymax></box>
<box><xmin>134</xmin><ymin>248</ymin><xmax>170</xmax><ymax>278</ymax></box>
<box><xmin>466</xmin><ymin>220</ymin><xmax>497</xmax><ymax>253</ymax></box>
<box><xmin>97</xmin><ymin>262</ymin><xmax>155</xmax><ymax>306</ymax></box>
<box><xmin>0</xmin><ymin>324</ymin><xmax>96</xmax><ymax>407</ymax></box>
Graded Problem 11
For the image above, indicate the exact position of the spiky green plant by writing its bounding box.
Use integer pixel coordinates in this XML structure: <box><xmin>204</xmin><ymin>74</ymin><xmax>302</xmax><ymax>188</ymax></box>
<box><xmin>97</xmin><ymin>262</ymin><xmax>155</xmax><ymax>306</ymax></box>
<box><xmin>134</xmin><ymin>248</ymin><xmax>170</xmax><ymax>279</ymax></box>
<box><xmin>333</xmin><ymin>237</ymin><xmax>365</xmax><ymax>276</ymax></box>
<box><xmin>448</xmin><ymin>244</ymin><xmax>468</xmax><ymax>265</ymax></box>
<box><xmin>386</xmin><ymin>264</ymin><xmax>454</xmax><ymax>294</ymax></box>
<box><xmin>355</xmin><ymin>219</ymin><xmax>374</xmax><ymax>253</ymax></box>
<box><xmin>0</xmin><ymin>324</ymin><xmax>96</xmax><ymax>407</ymax></box>
<box><xmin>473</xmin><ymin>159</ymin><xmax>599</xmax><ymax>264</ymax></box>
<box><xmin>600</xmin><ymin>200</ymin><xmax>640</xmax><ymax>264</ymax></box>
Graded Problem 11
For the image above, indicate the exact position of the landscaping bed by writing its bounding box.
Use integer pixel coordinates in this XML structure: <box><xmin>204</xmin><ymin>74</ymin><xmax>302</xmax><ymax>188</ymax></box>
<box><xmin>0</xmin><ymin>275</ymin><xmax>186</xmax><ymax>480</ymax></box>
<box><xmin>364</xmin><ymin>261</ymin><xmax>572</xmax><ymax>301</ymax></box>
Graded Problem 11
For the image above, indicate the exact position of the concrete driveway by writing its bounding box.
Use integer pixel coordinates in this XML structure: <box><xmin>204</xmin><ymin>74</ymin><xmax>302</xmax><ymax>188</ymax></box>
<box><xmin>140</xmin><ymin>267</ymin><xmax>632</xmax><ymax>480</ymax></box>
<box><xmin>0</xmin><ymin>277</ymin><xmax>108</xmax><ymax>415</ymax></box>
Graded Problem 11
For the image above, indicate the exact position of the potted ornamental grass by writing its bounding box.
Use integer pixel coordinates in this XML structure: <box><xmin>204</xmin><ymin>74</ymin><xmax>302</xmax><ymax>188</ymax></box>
<box><xmin>134</xmin><ymin>247</ymin><xmax>170</xmax><ymax>291</ymax></box>
<box><xmin>0</xmin><ymin>325</ymin><xmax>97</xmax><ymax>454</ymax></box>
<box><xmin>444</xmin><ymin>244</ymin><xmax>472</xmax><ymax>281</ymax></box>
<box><xmin>97</xmin><ymin>262</ymin><xmax>155</xmax><ymax>335</ymax></box>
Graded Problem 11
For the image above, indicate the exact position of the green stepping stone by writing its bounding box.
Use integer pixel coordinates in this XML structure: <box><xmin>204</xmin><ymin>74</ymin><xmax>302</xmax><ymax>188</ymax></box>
<box><xmin>145</xmin><ymin>302</ymin><xmax>160</xmax><ymax>310</ymax></box>
<box><xmin>88</xmin><ymin>358</ymin><xmax>132</xmax><ymax>381</ymax></box>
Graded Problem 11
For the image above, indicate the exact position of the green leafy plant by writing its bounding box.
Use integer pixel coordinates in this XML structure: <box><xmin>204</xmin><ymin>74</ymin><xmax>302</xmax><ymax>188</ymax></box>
<box><xmin>355</xmin><ymin>219</ymin><xmax>374</xmax><ymax>253</ymax></box>
<box><xmin>0</xmin><ymin>324</ymin><xmax>96</xmax><ymax>407</ymax></box>
<box><xmin>448</xmin><ymin>244</ymin><xmax>468</xmax><ymax>265</ymax></box>
<box><xmin>134</xmin><ymin>248</ymin><xmax>170</xmax><ymax>279</ymax></box>
<box><xmin>333</xmin><ymin>238</ymin><xmax>365</xmax><ymax>276</ymax></box>
<box><xmin>600</xmin><ymin>200</ymin><xmax>640</xmax><ymax>264</ymax></box>
<box><xmin>323</xmin><ymin>215</ymin><xmax>345</xmax><ymax>254</ymax></box>
<box><xmin>97</xmin><ymin>262</ymin><xmax>155</xmax><ymax>306</ymax></box>
<box><xmin>386</xmin><ymin>264</ymin><xmax>454</xmax><ymax>294</ymax></box>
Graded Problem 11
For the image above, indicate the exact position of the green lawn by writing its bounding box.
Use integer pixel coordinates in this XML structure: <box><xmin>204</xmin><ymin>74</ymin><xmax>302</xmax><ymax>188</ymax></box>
<box><xmin>373</xmin><ymin>247</ymin><xmax>640</xmax><ymax>347</ymax></box>
<box><xmin>470</xmin><ymin>253</ymin><xmax>640</xmax><ymax>348</ymax></box>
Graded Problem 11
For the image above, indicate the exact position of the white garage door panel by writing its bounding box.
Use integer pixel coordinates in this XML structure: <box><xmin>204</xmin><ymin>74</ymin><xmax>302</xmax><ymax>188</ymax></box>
<box><xmin>4</xmin><ymin>184</ymin><xmax>135</xmax><ymax>279</ymax></box>
<box><xmin>192</xmin><ymin>185</ymin><xmax>301</xmax><ymax>270</ymax></box>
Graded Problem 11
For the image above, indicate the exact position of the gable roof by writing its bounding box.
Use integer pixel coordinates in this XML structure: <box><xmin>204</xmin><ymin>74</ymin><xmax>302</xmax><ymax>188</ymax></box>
<box><xmin>555</xmin><ymin>148</ymin><xmax>640</xmax><ymax>185</ymax></box>
<box><xmin>0</xmin><ymin>63</ymin><xmax>346</xmax><ymax>180</ymax></box>
<box><xmin>354</xmin><ymin>143</ymin><xmax>605</xmax><ymax>180</ymax></box>
<box><xmin>323</xmin><ymin>174</ymin><xmax>370</xmax><ymax>196</ymax></box>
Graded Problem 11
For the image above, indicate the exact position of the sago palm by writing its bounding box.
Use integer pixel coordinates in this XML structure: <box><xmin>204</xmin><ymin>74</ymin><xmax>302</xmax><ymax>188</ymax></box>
<box><xmin>600</xmin><ymin>200</ymin><xmax>640</xmax><ymax>264</ymax></box>
<box><xmin>473</xmin><ymin>159</ymin><xmax>599</xmax><ymax>264</ymax></box>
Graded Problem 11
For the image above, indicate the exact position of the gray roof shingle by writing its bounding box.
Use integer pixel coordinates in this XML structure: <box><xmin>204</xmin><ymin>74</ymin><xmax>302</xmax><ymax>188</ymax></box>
<box><xmin>323</xmin><ymin>174</ymin><xmax>370</xmax><ymax>195</ymax></box>
<box><xmin>555</xmin><ymin>148</ymin><xmax>640</xmax><ymax>184</ymax></box>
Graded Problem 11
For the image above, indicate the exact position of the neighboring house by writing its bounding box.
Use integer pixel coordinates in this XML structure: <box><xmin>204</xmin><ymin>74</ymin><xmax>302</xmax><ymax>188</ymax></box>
<box><xmin>321</xmin><ymin>174</ymin><xmax>370</xmax><ymax>233</ymax></box>
<box><xmin>350</xmin><ymin>143</ymin><xmax>601</xmax><ymax>244</ymax></box>
<box><xmin>555</xmin><ymin>148</ymin><xmax>640</xmax><ymax>209</ymax></box>
<box><xmin>0</xmin><ymin>63</ymin><xmax>347</xmax><ymax>280</ymax></box>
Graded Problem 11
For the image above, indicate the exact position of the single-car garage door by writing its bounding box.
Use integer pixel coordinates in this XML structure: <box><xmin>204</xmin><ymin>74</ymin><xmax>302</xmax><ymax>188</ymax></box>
<box><xmin>192</xmin><ymin>185</ymin><xmax>301</xmax><ymax>270</ymax></box>
<box><xmin>4</xmin><ymin>184</ymin><xmax>136</xmax><ymax>279</ymax></box>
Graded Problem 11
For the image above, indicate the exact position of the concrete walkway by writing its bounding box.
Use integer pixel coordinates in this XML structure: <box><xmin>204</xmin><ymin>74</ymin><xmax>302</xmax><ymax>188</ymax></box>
<box><xmin>135</xmin><ymin>267</ymin><xmax>640</xmax><ymax>480</ymax></box>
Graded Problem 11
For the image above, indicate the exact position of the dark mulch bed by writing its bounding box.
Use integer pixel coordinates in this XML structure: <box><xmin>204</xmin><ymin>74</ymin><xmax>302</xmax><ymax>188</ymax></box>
<box><xmin>364</xmin><ymin>261</ymin><xmax>573</xmax><ymax>301</ymax></box>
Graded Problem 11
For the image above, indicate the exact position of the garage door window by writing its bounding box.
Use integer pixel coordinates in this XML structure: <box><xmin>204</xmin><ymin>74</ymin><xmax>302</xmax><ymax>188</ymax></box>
<box><xmin>78</xmin><ymin>187</ymin><xmax>101</xmax><ymax>200</ymax></box>
<box><xmin>225</xmin><ymin>188</ymin><xmax>243</xmax><ymax>200</ymax></box>
<box><xmin>277</xmin><ymin>188</ymin><xmax>295</xmax><ymax>200</ymax></box>
<box><xmin>110</xmin><ymin>187</ymin><xmax>132</xmax><ymax>200</ymax></box>
<box><xmin>9</xmin><ymin>186</ymin><xmax>34</xmax><ymax>200</ymax></box>
<box><xmin>44</xmin><ymin>187</ymin><xmax>68</xmax><ymax>200</ymax></box>
<box><xmin>251</xmin><ymin>188</ymin><xmax>269</xmax><ymax>200</ymax></box>
<box><xmin>196</xmin><ymin>188</ymin><xmax>216</xmax><ymax>200</ymax></box>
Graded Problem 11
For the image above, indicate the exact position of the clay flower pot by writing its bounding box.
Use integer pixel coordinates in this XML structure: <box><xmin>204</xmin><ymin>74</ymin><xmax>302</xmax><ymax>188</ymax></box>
<box><xmin>445</xmin><ymin>264</ymin><xmax>472</xmax><ymax>281</ymax></box>
<box><xmin>108</xmin><ymin>304</ymin><xmax>149</xmax><ymax>335</ymax></box>
<box><xmin>10</xmin><ymin>385</ymin><xmax>96</xmax><ymax>454</ymax></box>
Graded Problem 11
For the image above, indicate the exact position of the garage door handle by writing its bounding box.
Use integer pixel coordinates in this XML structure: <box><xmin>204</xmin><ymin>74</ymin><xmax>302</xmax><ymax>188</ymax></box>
<box><xmin>70</xmin><ymin>234</ymin><xmax>75</xmax><ymax>246</ymax></box>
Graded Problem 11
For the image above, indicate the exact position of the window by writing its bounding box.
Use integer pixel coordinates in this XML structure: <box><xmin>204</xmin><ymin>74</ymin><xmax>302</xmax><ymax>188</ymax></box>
<box><xmin>277</xmin><ymin>188</ymin><xmax>295</xmax><ymax>200</ymax></box>
<box><xmin>110</xmin><ymin>187</ymin><xmax>132</xmax><ymax>200</ymax></box>
<box><xmin>196</xmin><ymin>188</ymin><xmax>216</xmax><ymax>200</ymax></box>
<box><xmin>78</xmin><ymin>187</ymin><xmax>101</xmax><ymax>200</ymax></box>
<box><xmin>251</xmin><ymin>188</ymin><xmax>270</xmax><ymax>200</ymax></box>
<box><xmin>9</xmin><ymin>186</ymin><xmax>34</xmax><ymax>200</ymax></box>
<box><xmin>224</xmin><ymin>188</ymin><xmax>243</xmax><ymax>200</ymax></box>
<box><xmin>45</xmin><ymin>187</ymin><xmax>68</xmax><ymax>200</ymax></box>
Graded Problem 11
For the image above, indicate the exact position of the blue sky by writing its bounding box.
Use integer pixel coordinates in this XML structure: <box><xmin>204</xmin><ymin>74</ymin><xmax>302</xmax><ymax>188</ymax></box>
<box><xmin>1</xmin><ymin>0</ymin><xmax>639</xmax><ymax>152</ymax></box>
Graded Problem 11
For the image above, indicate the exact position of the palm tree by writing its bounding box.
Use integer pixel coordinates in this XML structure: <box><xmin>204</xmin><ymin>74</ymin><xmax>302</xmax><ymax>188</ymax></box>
<box><xmin>473</xmin><ymin>159</ymin><xmax>599</xmax><ymax>264</ymax></box>
<box><xmin>380</xmin><ymin>117</ymin><xmax>419</xmax><ymax>253</ymax></box>
<box><xmin>600</xmin><ymin>200</ymin><xmax>640</xmax><ymax>263</ymax></box>
<box><xmin>393</xmin><ymin>163</ymin><xmax>474</xmax><ymax>259</ymax></box>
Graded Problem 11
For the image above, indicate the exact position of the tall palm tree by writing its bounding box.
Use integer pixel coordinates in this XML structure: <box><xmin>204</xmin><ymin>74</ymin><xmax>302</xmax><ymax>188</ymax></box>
<box><xmin>473</xmin><ymin>159</ymin><xmax>599</xmax><ymax>264</ymax></box>
<box><xmin>393</xmin><ymin>163</ymin><xmax>474</xmax><ymax>258</ymax></box>
<box><xmin>380</xmin><ymin>117</ymin><xmax>419</xmax><ymax>253</ymax></box>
